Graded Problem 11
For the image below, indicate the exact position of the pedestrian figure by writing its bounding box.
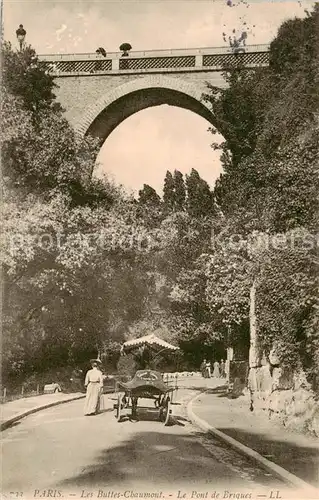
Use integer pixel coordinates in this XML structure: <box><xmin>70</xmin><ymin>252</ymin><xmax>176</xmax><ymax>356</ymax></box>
<box><xmin>200</xmin><ymin>358</ymin><xmax>207</xmax><ymax>378</ymax></box>
<box><xmin>96</xmin><ymin>47</ymin><xmax>106</xmax><ymax>57</ymax></box>
<box><xmin>205</xmin><ymin>360</ymin><xmax>212</xmax><ymax>378</ymax></box>
<box><xmin>220</xmin><ymin>359</ymin><xmax>226</xmax><ymax>378</ymax></box>
<box><xmin>212</xmin><ymin>360</ymin><xmax>220</xmax><ymax>378</ymax></box>
<box><xmin>84</xmin><ymin>359</ymin><xmax>104</xmax><ymax>416</ymax></box>
<box><xmin>16</xmin><ymin>24</ymin><xmax>26</xmax><ymax>50</ymax></box>
<box><xmin>94</xmin><ymin>48</ymin><xmax>106</xmax><ymax>72</ymax></box>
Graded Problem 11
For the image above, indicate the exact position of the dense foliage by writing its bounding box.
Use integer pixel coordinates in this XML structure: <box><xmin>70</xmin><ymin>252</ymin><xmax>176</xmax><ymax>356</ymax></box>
<box><xmin>1</xmin><ymin>43</ymin><xmax>148</xmax><ymax>387</ymax></box>
<box><xmin>203</xmin><ymin>5</ymin><xmax>319</xmax><ymax>389</ymax></box>
<box><xmin>2</xmin><ymin>42</ymin><xmax>60</xmax><ymax>113</ymax></box>
<box><xmin>2</xmin><ymin>6</ymin><xmax>318</xmax><ymax>391</ymax></box>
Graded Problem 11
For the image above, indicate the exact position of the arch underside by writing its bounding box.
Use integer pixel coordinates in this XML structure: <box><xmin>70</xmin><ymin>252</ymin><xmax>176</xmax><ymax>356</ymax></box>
<box><xmin>85</xmin><ymin>87</ymin><xmax>216</xmax><ymax>145</ymax></box>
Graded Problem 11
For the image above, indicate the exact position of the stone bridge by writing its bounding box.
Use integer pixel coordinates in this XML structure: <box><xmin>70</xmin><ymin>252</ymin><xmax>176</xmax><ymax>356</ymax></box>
<box><xmin>38</xmin><ymin>44</ymin><xmax>270</xmax><ymax>143</ymax></box>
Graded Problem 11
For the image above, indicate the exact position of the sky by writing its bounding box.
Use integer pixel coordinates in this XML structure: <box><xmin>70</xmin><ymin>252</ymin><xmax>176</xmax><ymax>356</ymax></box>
<box><xmin>3</xmin><ymin>0</ymin><xmax>315</xmax><ymax>195</ymax></box>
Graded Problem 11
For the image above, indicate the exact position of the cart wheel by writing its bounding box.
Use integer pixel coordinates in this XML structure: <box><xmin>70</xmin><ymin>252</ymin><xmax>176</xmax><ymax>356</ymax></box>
<box><xmin>131</xmin><ymin>397</ymin><xmax>138</xmax><ymax>421</ymax></box>
<box><xmin>164</xmin><ymin>399</ymin><xmax>172</xmax><ymax>426</ymax></box>
<box><xmin>116</xmin><ymin>393</ymin><xmax>123</xmax><ymax>422</ymax></box>
<box><xmin>160</xmin><ymin>396</ymin><xmax>172</xmax><ymax>426</ymax></box>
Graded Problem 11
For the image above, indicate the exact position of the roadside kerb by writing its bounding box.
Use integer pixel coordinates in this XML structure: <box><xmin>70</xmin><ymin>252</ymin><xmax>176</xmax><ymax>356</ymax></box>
<box><xmin>0</xmin><ymin>394</ymin><xmax>86</xmax><ymax>431</ymax></box>
<box><xmin>187</xmin><ymin>390</ymin><xmax>318</xmax><ymax>493</ymax></box>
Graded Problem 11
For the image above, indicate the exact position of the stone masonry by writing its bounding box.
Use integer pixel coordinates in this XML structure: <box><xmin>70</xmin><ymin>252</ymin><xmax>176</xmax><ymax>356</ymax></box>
<box><xmin>39</xmin><ymin>44</ymin><xmax>270</xmax><ymax>141</ymax></box>
<box><xmin>54</xmin><ymin>72</ymin><xmax>225</xmax><ymax>138</ymax></box>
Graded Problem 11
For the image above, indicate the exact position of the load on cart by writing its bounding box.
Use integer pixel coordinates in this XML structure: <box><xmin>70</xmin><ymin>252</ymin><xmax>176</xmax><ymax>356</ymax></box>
<box><xmin>113</xmin><ymin>334</ymin><xmax>180</xmax><ymax>425</ymax></box>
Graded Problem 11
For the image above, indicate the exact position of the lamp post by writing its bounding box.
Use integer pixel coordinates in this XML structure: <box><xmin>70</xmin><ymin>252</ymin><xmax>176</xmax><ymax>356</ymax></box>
<box><xmin>16</xmin><ymin>24</ymin><xmax>26</xmax><ymax>51</ymax></box>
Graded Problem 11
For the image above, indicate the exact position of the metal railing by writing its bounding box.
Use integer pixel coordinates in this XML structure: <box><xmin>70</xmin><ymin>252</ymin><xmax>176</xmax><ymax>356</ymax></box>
<box><xmin>38</xmin><ymin>53</ymin><xmax>270</xmax><ymax>77</ymax></box>
<box><xmin>38</xmin><ymin>43</ymin><xmax>270</xmax><ymax>61</ymax></box>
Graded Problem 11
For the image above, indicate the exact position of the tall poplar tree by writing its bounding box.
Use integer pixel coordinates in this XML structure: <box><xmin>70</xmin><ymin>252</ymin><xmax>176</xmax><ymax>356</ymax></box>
<box><xmin>174</xmin><ymin>170</ymin><xmax>186</xmax><ymax>211</ymax></box>
<box><xmin>185</xmin><ymin>169</ymin><xmax>214</xmax><ymax>218</ymax></box>
<box><xmin>163</xmin><ymin>171</ymin><xmax>175</xmax><ymax>210</ymax></box>
<box><xmin>138</xmin><ymin>184</ymin><xmax>161</xmax><ymax>206</ymax></box>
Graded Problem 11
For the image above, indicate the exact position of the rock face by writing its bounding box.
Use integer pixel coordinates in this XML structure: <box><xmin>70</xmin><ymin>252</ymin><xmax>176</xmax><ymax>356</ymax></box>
<box><xmin>229</xmin><ymin>361</ymin><xmax>249</xmax><ymax>398</ymax></box>
<box><xmin>246</xmin><ymin>286</ymin><xmax>318</xmax><ymax>436</ymax></box>
<box><xmin>269</xmin><ymin>347</ymin><xmax>280</xmax><ymax>366</ymax></box>
<box><xmin>248</xmin><ymin>364</ymin><xmax>319</xmax><ymax>437</ymax></box>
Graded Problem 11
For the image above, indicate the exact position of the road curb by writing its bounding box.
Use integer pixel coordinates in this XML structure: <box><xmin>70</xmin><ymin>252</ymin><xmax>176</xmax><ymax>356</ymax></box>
<box><xmin>187</xmin><ymin>390</ymin><xmax>318</xmax><ymax>493</ymax></box>
<box><xmin>0</xmin><ymin>394</ymin><xmax>85</xmax><ymax>431</ymax></box>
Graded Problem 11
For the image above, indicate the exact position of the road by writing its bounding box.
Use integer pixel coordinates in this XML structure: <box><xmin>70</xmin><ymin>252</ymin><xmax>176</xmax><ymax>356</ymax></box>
<box><xmin>2</xmin><ymin>387</ymin><xmax>289</xmax><ymax>500</ymax></box>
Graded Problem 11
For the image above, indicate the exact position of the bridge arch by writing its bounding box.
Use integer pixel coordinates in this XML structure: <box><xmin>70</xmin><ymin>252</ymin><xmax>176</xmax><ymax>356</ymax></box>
<box><xmin>76</xmin><ymin>75</ymin><xmax>216</xmax><ymax>143</ymax></box>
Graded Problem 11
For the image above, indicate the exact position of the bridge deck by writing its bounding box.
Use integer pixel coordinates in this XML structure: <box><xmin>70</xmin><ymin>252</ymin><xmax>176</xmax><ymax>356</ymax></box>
<box><xmin>38</xmin><ymin>44</ymin><xmax>270</xmax><ymax>77</ymax></box>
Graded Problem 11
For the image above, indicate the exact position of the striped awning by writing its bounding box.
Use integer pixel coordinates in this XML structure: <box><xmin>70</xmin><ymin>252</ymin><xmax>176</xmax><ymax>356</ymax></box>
<box><xmin>121</xmin><ymin>334</ymin><xmax>179</xmax><ymax>353</ymax></box>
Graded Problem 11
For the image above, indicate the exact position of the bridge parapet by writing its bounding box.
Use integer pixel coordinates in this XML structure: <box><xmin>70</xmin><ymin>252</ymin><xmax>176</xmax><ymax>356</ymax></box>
<box><xmin>38</xmin><ymin>44</ymin><xmax>270</xmax><ymax>77</ymax></box>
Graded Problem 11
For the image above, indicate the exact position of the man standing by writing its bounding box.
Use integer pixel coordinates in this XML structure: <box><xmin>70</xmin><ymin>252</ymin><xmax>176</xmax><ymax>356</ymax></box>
<box><xmin>16</xmin><ymin>24</ymin><xmax>26</xmax><ymax>50</ymax></box>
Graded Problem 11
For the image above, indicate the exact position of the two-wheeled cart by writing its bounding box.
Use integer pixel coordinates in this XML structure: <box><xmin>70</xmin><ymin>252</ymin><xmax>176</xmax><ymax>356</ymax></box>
<box><xmin>113</xmin><ymin>369</ymin><xmax>177</xmax><ymax>425</ymax></box>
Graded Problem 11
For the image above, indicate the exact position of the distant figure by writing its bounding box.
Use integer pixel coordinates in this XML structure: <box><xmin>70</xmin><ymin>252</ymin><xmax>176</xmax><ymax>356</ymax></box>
<box><xmin>205</xmin><ymin>360</ymin><xmax>212</xmax><ymax>378</ymax></box>
<box><xmin>16</xmin><ymin>24</ymin><xmax>26</xmax><ymax>50</ymax></box>
<box><xmin>96</xmin><ymin>47</ymin><xmax>106</xmax><ymax>57</ymax></box>
<box><xmin>200</xmin><ymin>358</ymin><xmax>207</xmax><ymax>378</ymax></box>
<box><xmin>213</xmin><ymin>360</ymin><xmax>220</xmax><ymax>378</ymax></box>
<box><xmin>84</xmin><ymin>359</ymin><xmax>104</xmax><ymax>416</ymax></box>
<box><xmin>220</xmin><ymin>359</ymin><xmax>226</xmax><ymax>378</ymax></box>
<box><xmin>229</xmin><ymin>31</ymin><xmax>247</xmax><ymax>55</ymax></box>
<box><xmin>94</xmin><ymin>48</ymin><xmax>106</xmax><ymax>72</ymax></box>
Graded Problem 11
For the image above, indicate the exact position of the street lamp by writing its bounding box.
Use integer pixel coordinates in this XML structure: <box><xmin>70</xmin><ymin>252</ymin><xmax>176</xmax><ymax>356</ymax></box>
<box><xmin>16</xmin><ymin>24</ymin><xmax>26</xmax><ymax>51</ymax></box>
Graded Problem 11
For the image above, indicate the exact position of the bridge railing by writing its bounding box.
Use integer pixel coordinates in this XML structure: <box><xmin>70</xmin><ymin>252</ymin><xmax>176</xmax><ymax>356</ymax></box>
<box><xmin>38</xmin><ymin>43</ymin><xmax>270</xmax><ymax>61</ymax></box>
<box><xmin>38</xmin><ymin>44</ymin><xmax>270</xmax><ymax>76</ymax></box>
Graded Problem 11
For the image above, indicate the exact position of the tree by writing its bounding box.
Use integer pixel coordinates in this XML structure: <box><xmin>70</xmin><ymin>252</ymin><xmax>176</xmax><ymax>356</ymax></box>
<box><xmin>255</xmin><ymin>230</ymin><xmax>319</xmax><ymax>390</ymax></box>
<box><xmin>2</xmin><ymin>191</ymin><xmax>159</xmax><ymax>383</ymax></box>
<box><xmin>163</xmin><ymin>171</ymin><xmax>175</xmax><ymax>210</ymax></box>
<box><xmin>173</xmin><ymin>170</ymin><xmax>186</xmax><ymax>211</ymax></box>
<box><xmin>3</xmin><ymin>7</ymin><xmax>319</xmax><ymax>393</ymax></box>
<box><xmin>163</xmin><ymin>170</ymin><xmax>186</xmax><ymax>212</ymax></box>
<box><xmin>1</xmin><ymin>84</ymin><xmax>117</xmax><ymax>207</ymax></box>
<box><xmin>186</xmin><ymin>169</ymin><xmax>214</xmax><ymax>218</ymax></box>
<box><xmin>269</xmin><ymin>5</ymin><xmax>319</xmax><ymax>77</ymax></box>
<box><xmin>203</xmin><ymin>68</ymin><xmax>271</xmax><ymax>167</ymax></box>
<box><xmin>214</xmin><ymin>127</ymin><xmax>319</xmax><ymax>232</ymax></box>
<box><xmin>138</xmin><ymin>184</ymin><xmax>161</xmax><ymax>206</ymax></box>
<box><xmin>205</xmin><ymin>6</ymin><xmax>319</xmax><ymax>167</ymax></box>
<box><xmin>1</xmin><ymin>43</ymin><xmax>152</xmax><ymax>384</ymax></box>
<box><xmin>2</xmin><ymin>42</ymin><xmax>61</xmax><ymax>113</ymax></box>
<box><xmin>202</xmin><ymin>5</ymin><xmax>319</xmax><ymax>392</ymax></box>
<box><xmin>1</xmin><ymin>43</ymin><xmax>115</xmax><ymax>206</ymax></box>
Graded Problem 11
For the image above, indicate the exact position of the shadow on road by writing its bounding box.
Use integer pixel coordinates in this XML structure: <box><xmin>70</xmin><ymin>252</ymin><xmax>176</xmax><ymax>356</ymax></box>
<box><xmin>218</xmin><ymin>427</ymin><xmax>319</xmax><ymax>487</ymax></box>
<box><xmin>98</xmin><ymin>408</ymin><xmax>114</xmax><ymax>415</ymax></box>
<box><xmin>204</xmin><ymin>385</ymin><xmax>229</xmax><ymax>397</ymax></box>
<box><xmin>182</xmin><ymin>384</ymin><xmax>235</xmax><ymax>399</ymax></box>
<box><xmin>58</xmin><ymin>429</ymin><xmax>256</xmax><ymax>489</ymax></box>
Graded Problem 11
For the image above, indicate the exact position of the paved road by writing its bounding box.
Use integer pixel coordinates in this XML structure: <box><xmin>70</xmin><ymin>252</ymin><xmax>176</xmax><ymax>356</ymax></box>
<box><xmin>2</xmin><ymin>389</ymin><xmax>289</xmax><ymax>500</ymax></box>
<box><xmin>192</xmin><ymin>390</ymin><xmax>319</xmax><ymax>488</ymax></box>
